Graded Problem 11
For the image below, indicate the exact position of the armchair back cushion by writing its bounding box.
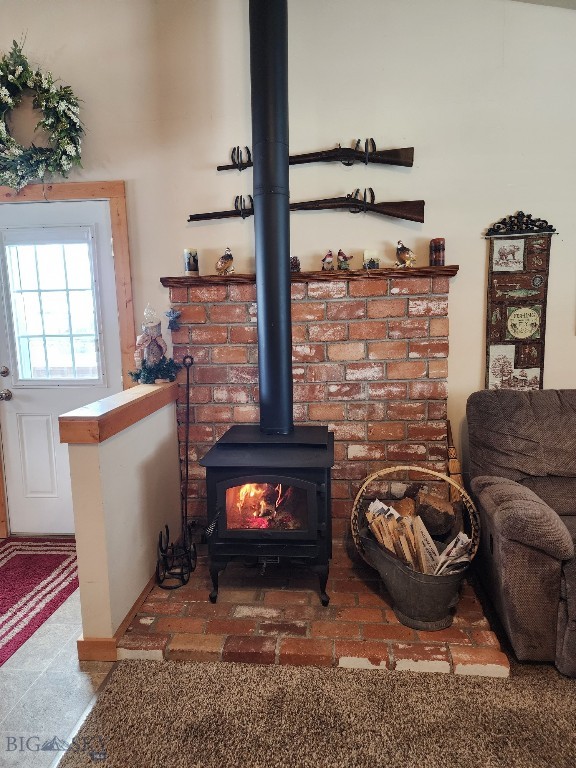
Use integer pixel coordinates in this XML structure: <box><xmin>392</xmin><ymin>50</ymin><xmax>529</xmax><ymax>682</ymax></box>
<box><xmin>467</xmin><ymin>389</ymin><xmax>576</xmax><ymax>482</ymax></box>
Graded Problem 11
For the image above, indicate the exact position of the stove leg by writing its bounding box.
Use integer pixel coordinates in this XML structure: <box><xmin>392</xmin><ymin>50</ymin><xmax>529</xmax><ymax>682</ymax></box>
<box><xmin>313</xmin><ymin>564</ymin><xmax>330</xmax><ymax>607</ymax></box>
<box><xmin>209</xmin><ymin>560</ymin><xmax>226</xmax><ymax>603</ymax></box>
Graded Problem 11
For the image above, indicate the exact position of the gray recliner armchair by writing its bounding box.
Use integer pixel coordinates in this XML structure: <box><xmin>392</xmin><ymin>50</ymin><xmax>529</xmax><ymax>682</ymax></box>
<box><xmin>466</xmin><ymin>389</ymin><xmax>576</xmax><ymax>676</ymax></box>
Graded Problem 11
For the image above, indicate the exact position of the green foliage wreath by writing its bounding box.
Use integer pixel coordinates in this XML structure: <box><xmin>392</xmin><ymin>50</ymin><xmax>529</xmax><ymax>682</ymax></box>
<box><xmin>0</xmin><ymin>41</ymin><xmax>83</xmax><ymax>190</ymax></box>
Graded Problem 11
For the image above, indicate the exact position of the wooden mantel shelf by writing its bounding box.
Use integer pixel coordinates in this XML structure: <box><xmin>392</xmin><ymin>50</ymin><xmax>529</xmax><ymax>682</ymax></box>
<box><xmin>160</xmin><ymin>265</ymin><xmax>459</xmax><ymax>288</ymax></box>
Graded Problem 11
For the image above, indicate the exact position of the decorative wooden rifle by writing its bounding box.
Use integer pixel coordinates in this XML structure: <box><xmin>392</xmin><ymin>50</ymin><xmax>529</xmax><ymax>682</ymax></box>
<box><xmin>187</xmin><ymin>188</ymin><xmax>424</xmax><ymax>224</ymax></box>
<box><xmin>217</xmin><ymin>139</ymin><xmax>414</xmax><ymax>172</ymax></box>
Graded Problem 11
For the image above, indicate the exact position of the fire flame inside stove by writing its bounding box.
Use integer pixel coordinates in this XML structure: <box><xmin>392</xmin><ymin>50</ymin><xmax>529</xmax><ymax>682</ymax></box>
<box><xmin>226</xmin><ymin>482</ymin><xmax>307</xmax><ymax>531</ymax></box>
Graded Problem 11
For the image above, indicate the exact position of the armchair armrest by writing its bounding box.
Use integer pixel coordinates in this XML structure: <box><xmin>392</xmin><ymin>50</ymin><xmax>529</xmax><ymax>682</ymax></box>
<box><xmin>471</xmin><ymin>475</ymin><xmax>574</xmax><ymax>561</ymax></box>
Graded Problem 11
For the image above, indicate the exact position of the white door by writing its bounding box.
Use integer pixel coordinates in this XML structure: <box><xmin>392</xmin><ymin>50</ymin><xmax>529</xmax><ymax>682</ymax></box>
<box><xmin>0</xmin><ymin>200</ymin><xmax>123</xmax><ymax>534</ymax></box>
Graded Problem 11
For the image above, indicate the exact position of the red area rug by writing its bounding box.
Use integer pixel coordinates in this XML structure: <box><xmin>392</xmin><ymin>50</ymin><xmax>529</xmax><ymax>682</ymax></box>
<box><xmin>0</xmin><ymin>537</ymin><xmax>78</xmax><ymax>667</ymax></box>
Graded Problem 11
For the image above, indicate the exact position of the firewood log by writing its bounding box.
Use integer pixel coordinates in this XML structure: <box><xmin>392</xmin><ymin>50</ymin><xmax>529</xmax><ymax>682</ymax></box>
<box><xmin>415</xmin><ymin>490</ymin><xmax>455</xmax><ymax>537</ymax></box>
<box><xmin>393</xmin><ymin>497</ymin><xmax>416</xmax><ymax>518</ymax></box>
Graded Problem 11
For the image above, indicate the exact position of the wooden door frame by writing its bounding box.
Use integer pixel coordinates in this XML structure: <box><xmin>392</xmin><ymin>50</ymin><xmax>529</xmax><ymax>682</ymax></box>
<box><xmin>0</xmin><ymin>180</ymin><xmax>137</xmax><ymax>538</ymax></box>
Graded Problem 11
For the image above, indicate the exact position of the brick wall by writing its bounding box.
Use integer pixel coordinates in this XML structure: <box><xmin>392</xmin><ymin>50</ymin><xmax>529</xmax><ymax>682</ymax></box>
<box><xmin>164</xmin><ymin>271</ymin><xmax>454</xmax><ymax>535</ymax></box>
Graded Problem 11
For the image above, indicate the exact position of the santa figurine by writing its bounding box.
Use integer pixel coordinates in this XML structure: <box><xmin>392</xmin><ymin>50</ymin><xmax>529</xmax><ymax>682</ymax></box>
<box><xmin>337</xmin><ymin>249</ymin><xmax>353</xmax><ymax>270</ymax></box>
<box><xmin>321</xmin><ymin>250</ymin><xmax>334</xmax><ymax>271</ymax></box>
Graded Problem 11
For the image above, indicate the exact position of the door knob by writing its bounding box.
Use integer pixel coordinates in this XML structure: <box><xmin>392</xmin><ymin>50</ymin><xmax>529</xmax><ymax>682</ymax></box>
<box><xmin>0</xmin><ymin>366</ymin><xmax>8</xmax><ymax>377</ymax></box>
<box><xmin>0</xmin><ymin>389</ymin><xmax>12</xmax><ymax>401</ymax></box>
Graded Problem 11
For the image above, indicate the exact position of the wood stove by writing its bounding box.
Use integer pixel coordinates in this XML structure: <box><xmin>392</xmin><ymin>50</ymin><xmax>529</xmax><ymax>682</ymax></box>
<box><xmin>200</xmin><ymin>0</ymin><xmax>334</xmax><ymax>605</ymax></box>
<box><xmin>201</xmin><ymin>425</ymin><xmax>333</xmax><ymax>605</ymax></box>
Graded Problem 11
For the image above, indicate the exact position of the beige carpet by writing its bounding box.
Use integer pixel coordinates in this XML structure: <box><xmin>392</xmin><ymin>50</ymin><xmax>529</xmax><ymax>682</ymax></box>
<box><xmin>59</xmin><ymin>660</ymin><xmax>576</xmax><ymax>768</ymax></box>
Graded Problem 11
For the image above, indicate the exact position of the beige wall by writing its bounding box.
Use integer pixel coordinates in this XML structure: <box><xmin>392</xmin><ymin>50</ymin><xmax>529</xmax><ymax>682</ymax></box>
<box><xmin>2</xmin><ymin>0</ymin><xmax>576</xmax><ymax>456</ymax></box>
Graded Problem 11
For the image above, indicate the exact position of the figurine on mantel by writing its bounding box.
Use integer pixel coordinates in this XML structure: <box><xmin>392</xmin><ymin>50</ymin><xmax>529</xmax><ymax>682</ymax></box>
<box><xmin>395</xmin><ymin>241</ymin><xmax>417</xmax><ymax>268</ymax></box>
<box><xmin>337</xmin><ymin>249</ymin><xmax>353</xmax><ymax>270</ymax></box>
<box><xmin>321</xmin><ymin>250</ymin><xmax>334</xmax><ymax>270</ymax></box>
<box><xmin>290</xmin><ymin>255</ymin><xmax>301</xmax><ymax>272</ymax></box>
<box><xmin>215</xmin><ymin>247</ymin><xmax>234</xmax><ymax>275</ymax></box>
<box><xmin>183</xmin><ymin>249</ymin><xmax>198</xmax><ymax>274</ymax></box>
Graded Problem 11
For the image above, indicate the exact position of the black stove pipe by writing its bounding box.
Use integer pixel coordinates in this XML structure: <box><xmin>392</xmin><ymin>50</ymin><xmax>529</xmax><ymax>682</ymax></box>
<box><xmin>249</xmin><ymin>0</ymin><xmax>294</xmax><ymax>435</ymax></box>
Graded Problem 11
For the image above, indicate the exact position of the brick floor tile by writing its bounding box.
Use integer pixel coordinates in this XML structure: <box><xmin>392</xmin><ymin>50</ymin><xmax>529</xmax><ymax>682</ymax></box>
<box><xmin>331</xmin><ymin>579</ymin><xmax>381</xmax><ymax>595</ymax></box>
<box><xmin>282</xmin><ymin>605</ymin><xmax>335</xmax><ymax>621</ymax></box>
<box><xmin>117</xmin><ymin>633</ymin><xmax>170</xmax><ymax>651</ymax></box>
<box><xmin>167</xmin><ymin>633</ymin><xmax>224</xmax><ymax>661</ymax></box>
<box><xmin>239</xmin><ymin>576</ymin><xmax>292</xmax><ymax>589</ymax></box>
<box><xmin>128</xmin><ymin>616</ymin><xmax>157</xmax><ymax>633</ymax></box>
<box><xmin>337</xmin><ymin>607</ymin><xmax>385</xmax><ymax>622</ymax></box>
<box><xmin>357</xmin><ymin>592</ymin><xmax>392</xmax><ymax>608</ymax></box>
<box><xmin>185</xmin><ymin>602</ymin><xmax>233</xmax><ymax>619</ymax></box>
<box><xmin>117</xmin><ymin>633</ymin><xmax>170</xmax><ymax>661</ymax></box>
<box><xmin>258</xmin><ymin>621</ymin><xmax>308</xmax><ymax>637</ymax></box>
<box><xmin>392</xmin><ymin>643</ymin><xmax>451</xmax><ymax>674</ymax></box>
<box><xmin>206</xmin><ymin>618</ymin><xmax>258</xmax><ymax>635</ymax></box>
<box><xmin>322</xmin><ymin>591</ymin><xmax>357</xmax><ymax>607</ymax></box>
<box><xmin>452</xmin><ymin>613</ymin><xmax>491</xmax><ymax>629</ymax></box>
<box><xmin>450</xmin><ymin>645</ymin><xmax>510</xmax><ymax>677</ymax></box>
<box><xmin>288</xmin><ymin>574</ymin><xmax>319</xmax><ymax>589</ymax></box>
<box><xmin>334</xmin><ymin>640</ymin><xmax>390</xmax><ymax>669</ymax></box>
<box><xmin>279</xmin><ymin>638</ymin><xmax>333</xmax><ymax>667</ymax></box>
<box><xmin>139</xmin><ymin>601</ymin><xmax>185</xmax><ymax>616</ymax></box>
<box><xmin>416</xmin><ymin>627</ymin><xmax>473</xmax><ymax>645</ymax></box>
<box><xmin>362</xmin><ymin>623</ymin><xmax>416</xmax><ymax>642</ymax></box>
<box><xmin>263</xmin><ymin>590</ymin><xmax>312</xmax><ymax>607</ymax></box>
<box><xmin>146</xmin><ymin>586</ymin><xmax>171</xmax><ymax>601</ymax></box>
<box><xmin>311</xmin><ymin>621</ymin><xmax>361</xmax><ymax>640</ymax></box>
<box><xmin>176</xmin><ymin>578</ymin><xmax>213</xmax><ymax>593</ymax></box>
<box><xmin>169</xmin><ymin>588</ymin><xmax>211</xmax><ymax>603</ymax></box>
<box><xmin>233</xmin><ymin>605</ymin><xmax>282</xmax><ymax>619</ymax></box>
<box><xmin>469</xmin><ymin>630</ymin><xmax>501</xmax><ymax>649</ymax></box>
<box><xmin>216</xmin><ymin>588</ymin><xmax>260</xmax><ymax>603</ymax></box>
<box><xmin>223</xmin><ymin>635</ymin><xmax>277</xmax><ymax>664</ymax></box>
<box><xmin>155</xmin><ymin>617</ymin><xmax>206</xmax><ymax>634</ymax></box>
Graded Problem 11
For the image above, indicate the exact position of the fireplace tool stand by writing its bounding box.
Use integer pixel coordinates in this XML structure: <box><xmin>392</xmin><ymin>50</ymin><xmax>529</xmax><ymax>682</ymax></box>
<box><xmin>156</xmin><ymin>355</ymin><xmax>198</xmax><ymax>589</ymax></box>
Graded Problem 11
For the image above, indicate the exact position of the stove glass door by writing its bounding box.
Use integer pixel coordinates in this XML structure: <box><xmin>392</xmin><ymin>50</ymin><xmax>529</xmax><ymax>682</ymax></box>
<box><xmin>219</xmin><ymin>474</ymin><xmax>318</xmax><ymax>539</ymax></box>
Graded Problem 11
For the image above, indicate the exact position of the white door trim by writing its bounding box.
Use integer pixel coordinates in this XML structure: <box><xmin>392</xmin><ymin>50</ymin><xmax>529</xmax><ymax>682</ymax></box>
<box><xmin>0</xmin><ymin>181</ymin><xmax>137</xmax><ymax>538</ymax></box>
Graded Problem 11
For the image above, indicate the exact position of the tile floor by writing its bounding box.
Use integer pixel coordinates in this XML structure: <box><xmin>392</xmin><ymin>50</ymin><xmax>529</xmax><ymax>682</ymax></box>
<box><xmin>0</xmin><ymin>590</ymin><xmax>113</xmax><ymax>768</ymax></box>
<box><xmin>118</xmin><ymin>538</ymin><xmax>511</xmax><ymax>677</ymax></box>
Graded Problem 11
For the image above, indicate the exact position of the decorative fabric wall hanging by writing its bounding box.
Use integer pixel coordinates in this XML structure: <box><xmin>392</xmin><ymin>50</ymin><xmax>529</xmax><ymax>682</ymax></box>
<box><xmin>484</xmin><ymin>212</ymin><xmax>556</xmax><ymax>391</ymax></box>
<box><xmin>0</xmin><ymin>41</ymin><xmax>83</xmax><ymax>191</ymax></box>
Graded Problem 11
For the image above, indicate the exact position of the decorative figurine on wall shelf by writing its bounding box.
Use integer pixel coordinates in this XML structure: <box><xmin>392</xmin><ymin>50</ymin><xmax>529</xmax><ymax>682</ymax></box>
<box><xmin>165</xmin><ymin>309</ymin><xmax>181</xmax><ymax>331</ymax></box>
<box><xmin>363</xmin><ymin>257</ymin><xmax>380</xmax><ymax>269</ymax></box>
<box><xmin>337</xmin><ymin>249</ymin><xmax>353</xmax><ymax>270</ymax></box>
<box><xmin>321</xmin><ymin>250</ymin><xmax>334</xmax><ymax>270</ymax></box>
<box><xmin>183</xmin><ymin>249</ymin><xmax>199</xmax><ymax>274</ymax></box>
<box><xmin>215</xmin><ymin>247</ymin><xmax>234</xmax><ymax>275</ymax></box>
<box><xmin>429</xmin><ymin>238</ymin><xmax>445</xmax><ymax>266</ymax></box>
<box><xmin>395</xmin><ymin>241</ymin><xmax>416</xmax><ymax>268</ymax></box>
<box><xmin>290</xmin><ymin>255</ymin><xmax>301</xmax><ymax>272</ymax></box>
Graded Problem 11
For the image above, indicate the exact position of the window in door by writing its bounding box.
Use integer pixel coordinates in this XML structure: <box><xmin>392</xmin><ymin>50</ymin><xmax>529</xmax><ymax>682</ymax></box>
<box><xmin>2</xmin><ymin>227</ymin><xmax>105</xmax><ymax>386</ymax></box>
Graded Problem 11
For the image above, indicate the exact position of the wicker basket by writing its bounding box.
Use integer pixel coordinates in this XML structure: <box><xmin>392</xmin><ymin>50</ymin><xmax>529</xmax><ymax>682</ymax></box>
<box><xmin>350</xmin><ymin>465</ymin><xmax>481</xmax><ymax>630</ymax></box>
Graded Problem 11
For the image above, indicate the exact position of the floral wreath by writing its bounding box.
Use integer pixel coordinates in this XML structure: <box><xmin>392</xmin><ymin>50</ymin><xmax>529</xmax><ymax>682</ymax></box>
<box><xmin>0</xmin><ymin>41</ymin><xmax>83</xmax><ymax>191</ymax></box>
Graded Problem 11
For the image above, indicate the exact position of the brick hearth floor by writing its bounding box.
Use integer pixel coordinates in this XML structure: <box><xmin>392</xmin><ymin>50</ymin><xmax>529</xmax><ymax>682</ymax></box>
<box><xmin>117</xmin><ymin>538</ymin><xmax>510</xmax><ymax>677</ymax></box>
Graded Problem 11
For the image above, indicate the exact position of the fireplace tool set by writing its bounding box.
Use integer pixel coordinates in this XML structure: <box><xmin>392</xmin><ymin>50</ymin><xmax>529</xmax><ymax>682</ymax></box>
<box><xmin>156</xmin><ymin>355</ymin><xmax>198</xmax><ymax>589</ymax></box>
